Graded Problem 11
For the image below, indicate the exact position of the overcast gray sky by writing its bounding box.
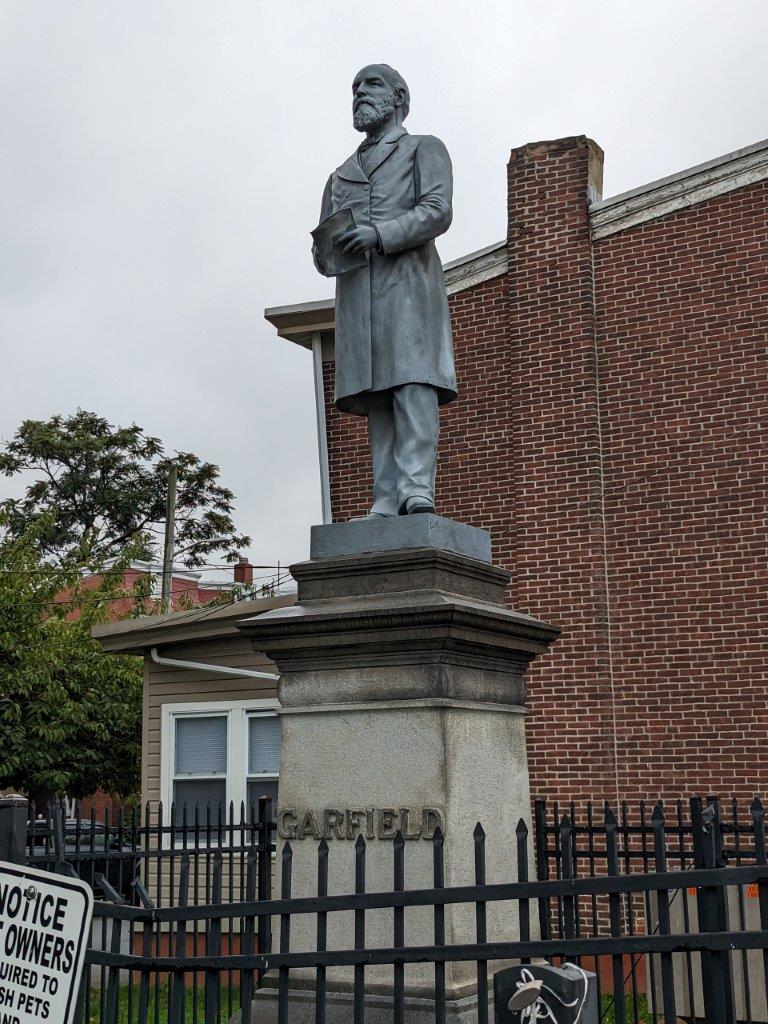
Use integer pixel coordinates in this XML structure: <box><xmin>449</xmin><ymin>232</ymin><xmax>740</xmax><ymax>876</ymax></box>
<box><xmin>1</xmin><ymin>1</ymin><xmax>766</xmax><ymax>576</ymax></box>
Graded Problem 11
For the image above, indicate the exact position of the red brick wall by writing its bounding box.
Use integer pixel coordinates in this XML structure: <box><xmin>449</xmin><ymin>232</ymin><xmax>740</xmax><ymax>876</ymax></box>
<box><xmin>505</xmin><ymin>138</ymin><xmax>616</xmax><ymax>805</ymax></box>
<box><xmin>77</xmin><ymin>791</ymin><xmax>121</xmax><ymax>819</ymax></box>
<box><xmin>322</xmin><ymin>136</ymin><xmax>768</xmax><ymax>807</ymax></box>
<box><xmin>593</xmin><ymin>179</ymin><xmax>768</xmax><ymax>806</ymax></box>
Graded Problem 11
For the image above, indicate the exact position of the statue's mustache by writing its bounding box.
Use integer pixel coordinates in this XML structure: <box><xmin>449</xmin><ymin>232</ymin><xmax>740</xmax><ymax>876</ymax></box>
<box><xmin>353</xmin><ymin>97</ymin><xmax>395</xmax><ymax>123</ymax></box>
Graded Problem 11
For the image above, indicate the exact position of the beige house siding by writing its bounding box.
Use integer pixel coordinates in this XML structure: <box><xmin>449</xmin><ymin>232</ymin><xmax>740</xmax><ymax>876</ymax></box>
<box><xmin>142</xmin><ymin>636</ymin><xmax>280</xmax><ymax>912</ymax></box>
<box><xmin>93</xmin><ymin>594</ymin><xmax>293</xmax><ymax>912</ymax></box>
<box><xmin>143</xmin><ymin>636</ymin><xmax>279</xmax><ymax>809</ymax></box>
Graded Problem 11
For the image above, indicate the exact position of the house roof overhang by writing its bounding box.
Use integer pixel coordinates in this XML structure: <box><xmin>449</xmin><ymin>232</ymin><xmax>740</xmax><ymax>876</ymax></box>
<box><xmin>92</xmin><ymin>593</ymin><xmax>297</xmax><ymax>654</ymax></box>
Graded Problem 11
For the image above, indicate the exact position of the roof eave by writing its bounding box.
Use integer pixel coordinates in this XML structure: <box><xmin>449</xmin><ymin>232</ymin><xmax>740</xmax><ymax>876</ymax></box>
<box><xmin>92</xmin><ymin>593</ymin><xmax>297</xmax><ymax>654</ymax></box>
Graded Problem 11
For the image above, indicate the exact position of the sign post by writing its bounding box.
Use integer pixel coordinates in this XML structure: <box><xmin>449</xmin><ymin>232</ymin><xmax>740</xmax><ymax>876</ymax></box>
<box><xmin>0</xmin><ymin>861</ymin><xmax>93</xmax><ymax>1024</ymax></box>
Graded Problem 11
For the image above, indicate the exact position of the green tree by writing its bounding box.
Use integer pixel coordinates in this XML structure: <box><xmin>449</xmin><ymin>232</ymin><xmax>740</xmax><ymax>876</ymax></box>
<box><xmin>0</xmin><ymin>409</ymin><xmax>250</xmax><ymax>567</ymax></box>
<box><xmin>0</xmin><ymin>516</ymin><xmax>144</xmax><ymax>805</ymax></box>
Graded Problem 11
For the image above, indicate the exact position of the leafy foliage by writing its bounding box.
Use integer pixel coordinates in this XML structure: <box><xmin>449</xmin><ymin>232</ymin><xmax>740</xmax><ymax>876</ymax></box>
<box><xmin>0</xmin><ymin>516</ymin><xmax>144</xmax><ymax>803</ymax></box>
<box><xmin>0</xmin><ymin>410</ymin><xmax>250</xmax><ymax>567</ymax></box>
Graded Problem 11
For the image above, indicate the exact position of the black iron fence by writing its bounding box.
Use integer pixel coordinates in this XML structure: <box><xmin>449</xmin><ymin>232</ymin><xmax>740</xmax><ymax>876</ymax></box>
<box><xmin>533</xmin><ymin>796</ymin><xmax>768</xmax><ymax>1022</ymax></box>
<box><xmin>534</xmin><ymin>796</ymin><xmax>764</xmax><ymax>878</ymax></box>
<box><xmin>5</xmin><ymin>797</ymin><xmax>768</xmax><ymax>1023</ymax></box>
<box><xmin>25</xmin><ymin>798</ymin><xmax>276</xmax><ymax>908</ymax></box>
<box><xmin>16</xmin><ymin>798</ymin><xmax>276</xmax><ymax>1023</ymax></box>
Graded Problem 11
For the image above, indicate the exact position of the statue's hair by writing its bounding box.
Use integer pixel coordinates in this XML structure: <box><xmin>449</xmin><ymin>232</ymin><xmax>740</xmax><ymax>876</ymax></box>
<box><xmin>374</xmin><ymin>63</ymin><xmax>410</xmax><ymax>120</ymax></box>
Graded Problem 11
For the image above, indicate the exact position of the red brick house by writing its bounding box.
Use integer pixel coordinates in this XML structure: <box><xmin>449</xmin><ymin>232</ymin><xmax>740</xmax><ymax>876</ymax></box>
<box><xmin>76</xmin><ymin>556</ymin><xmax>257</xmax><ymax>617</ymax></box>
<box><xmin>265</xmin><ymin>134</ymin><xmax>768</xmax><ymax>808</ymax></box>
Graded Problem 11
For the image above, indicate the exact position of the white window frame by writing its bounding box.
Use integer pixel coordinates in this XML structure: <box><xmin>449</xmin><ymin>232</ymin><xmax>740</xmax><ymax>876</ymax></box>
<box><xmin>161</xmin><ymin>698</ymin><xmax>280</xmax><ymax>835</ymax></box>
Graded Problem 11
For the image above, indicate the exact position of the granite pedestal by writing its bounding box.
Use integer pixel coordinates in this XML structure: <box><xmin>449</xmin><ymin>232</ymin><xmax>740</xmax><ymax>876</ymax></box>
<box><xmin>236</xmin><ymin>516</ymin><xmax>559</xmax><ymax>1022</ymax></box>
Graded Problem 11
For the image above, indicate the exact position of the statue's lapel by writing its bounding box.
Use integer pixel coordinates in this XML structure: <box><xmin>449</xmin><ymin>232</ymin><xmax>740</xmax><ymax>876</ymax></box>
<box><xmin>365</xmin><ymin>126</ymin><xmax>407</xmax><ymax>178</ymax></box>
<box><xmin>336</xmin><ymin>155</ymin><xmax>368</xmax><ymax>184</ymax></box>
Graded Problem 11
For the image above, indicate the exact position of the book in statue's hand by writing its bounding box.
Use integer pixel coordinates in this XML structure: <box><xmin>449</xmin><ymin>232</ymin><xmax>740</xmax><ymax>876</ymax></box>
<box><xmin>311</xmin><ymin>208</ymin><xmax>369</xmax><ymax>277</ymax></box>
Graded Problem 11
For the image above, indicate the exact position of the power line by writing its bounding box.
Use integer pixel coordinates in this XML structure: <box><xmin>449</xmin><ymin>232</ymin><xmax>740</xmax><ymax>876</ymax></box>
<box><xmin>44</xmin><ymin>571</ymin><xmax>290</xmax><ymax>607</ymax></box>
<box><xmin>0</xmin><ymin>562</ymin><xmax>288</xmax><ymax>574</ymax></box>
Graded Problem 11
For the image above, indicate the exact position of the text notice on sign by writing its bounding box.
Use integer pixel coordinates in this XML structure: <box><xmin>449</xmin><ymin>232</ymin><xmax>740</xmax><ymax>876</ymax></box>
<box><xmin>0</xmin><ymin>861</ymin><xmax>93</xmax><ymax>1024</ymax></box>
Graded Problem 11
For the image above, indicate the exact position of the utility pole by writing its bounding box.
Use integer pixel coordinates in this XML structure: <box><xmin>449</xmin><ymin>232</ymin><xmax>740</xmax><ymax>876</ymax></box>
<box><xmin>161</xmin><ymin>462</ymin><xmax>178</xmax><ymax>614</ymax></box>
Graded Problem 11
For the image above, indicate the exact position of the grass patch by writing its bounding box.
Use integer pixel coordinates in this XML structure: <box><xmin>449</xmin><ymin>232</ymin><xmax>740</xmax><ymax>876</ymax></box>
<box><xmin>82</xmin><ymin>982</ymin><xmax>652</xmax><ymax>1023</ymax></box>
<box><xmin>83</xmin><ymin>981</ymin><xmax>243</xmax><ymax>1023</ymax></box>
<box><xmin>600</xmin><ymin>992</ymin><xmax>652</xmax><ymax>1023</ymax></box>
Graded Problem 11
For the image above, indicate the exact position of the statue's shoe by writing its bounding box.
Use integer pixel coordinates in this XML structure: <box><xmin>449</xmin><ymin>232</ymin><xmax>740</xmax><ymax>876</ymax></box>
<box><xmin>349</xmin><ymin>511</ymin><xmax>397</xmax><ymax>522</ymax></box>
<box><xmin>401</xmin><ymin>497</ymin><xmax>436</xmax><ymax>515</ymax></box>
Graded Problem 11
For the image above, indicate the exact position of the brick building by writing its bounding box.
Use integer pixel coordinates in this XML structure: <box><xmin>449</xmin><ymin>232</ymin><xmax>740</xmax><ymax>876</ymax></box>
<box><xmin>265</xmin><ymin>135</ymin><xmax>768</xmax><ymax>808</ymax></box>
<box><xmin>76</xmin><ymin>556</ymin><xmax>258</xmax><ymax>617</ymax></box>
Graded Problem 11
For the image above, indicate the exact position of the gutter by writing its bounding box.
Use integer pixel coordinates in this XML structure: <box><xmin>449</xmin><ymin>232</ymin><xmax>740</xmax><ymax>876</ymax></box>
<box><xmin>311</xmin><ymin>331</ymin><xmax>333</xmax><ymax>524</ymax></box>
<box><xmin>149</xmin><ymin>647</ymin><xmax>279</xmax><ymax>682</ymax></box>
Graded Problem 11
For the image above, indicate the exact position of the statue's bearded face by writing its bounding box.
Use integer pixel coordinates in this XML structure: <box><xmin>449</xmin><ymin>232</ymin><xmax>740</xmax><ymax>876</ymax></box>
<box><xmin>352</xmin><ymin>67</ymin><xmax>398</xmax><ymax>132</ymax></box>
<box><xmin>353</xmin><ymin>93</ymin><xmax>396</xmax><ymax>131</ymax></box>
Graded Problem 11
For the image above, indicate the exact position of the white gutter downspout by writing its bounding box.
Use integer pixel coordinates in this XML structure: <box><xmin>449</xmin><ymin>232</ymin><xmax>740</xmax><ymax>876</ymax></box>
<box><xmin>150</xmin><ymin>647</ymin><xmax>278</xmax><ymax>682</ymax></box>
<box><xmin>311</xmin><ymin>331</ymin><xmax>333</xmax><ymax>524</ymax></box>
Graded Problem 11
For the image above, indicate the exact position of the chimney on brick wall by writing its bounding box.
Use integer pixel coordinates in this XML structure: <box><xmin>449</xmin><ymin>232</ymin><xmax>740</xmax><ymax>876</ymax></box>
<box><xmin>234</xmin><ymin>556</ymin><xmax>254</xmax><ymax>586</ymax></box>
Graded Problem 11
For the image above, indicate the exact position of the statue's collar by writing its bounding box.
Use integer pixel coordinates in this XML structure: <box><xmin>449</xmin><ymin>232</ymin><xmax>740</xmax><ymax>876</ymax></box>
<box><xmin>337</xmin><ymin>127</ymin><xmax>408</xmax><ymax>183</ymax></box>
<box><xmin>371</xmin><ymin>126</ymin><xmax>408</xmax><ymax>146</ymax></box>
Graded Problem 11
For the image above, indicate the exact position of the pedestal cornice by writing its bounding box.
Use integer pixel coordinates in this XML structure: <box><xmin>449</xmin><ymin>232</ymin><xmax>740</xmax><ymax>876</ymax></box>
<box><xmin>237</xmin><ymin>544</ymin><xmax>559</xmax><ymax>708</ymax></box>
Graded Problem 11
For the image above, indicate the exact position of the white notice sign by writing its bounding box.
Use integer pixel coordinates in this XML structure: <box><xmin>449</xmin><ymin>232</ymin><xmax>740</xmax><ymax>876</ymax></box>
<box><xmin>0</xmin><ymin>861</ymin><xmax>93</xmax><ymax>1024</ymax></box>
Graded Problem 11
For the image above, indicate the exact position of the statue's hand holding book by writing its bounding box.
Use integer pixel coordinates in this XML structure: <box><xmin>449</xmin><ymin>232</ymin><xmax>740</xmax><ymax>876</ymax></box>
<box><xmin>311</xmin><ymin>208</ymin><xmax>369</xmax><ymax>277</ymax></box>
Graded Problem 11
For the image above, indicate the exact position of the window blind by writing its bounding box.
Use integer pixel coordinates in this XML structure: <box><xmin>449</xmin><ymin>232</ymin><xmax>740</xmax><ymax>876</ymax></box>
<box><xmin>248</xmin><ymin>715</ymin><xmax>281</xmax><ymax>775</ymax></box>
<box><xmin>173</xmin><ymin>779</ymin><xmax>226</xmax><ymax>823</ymax></box>
<box><xmin>175</xmin><ymin>715</ymin><xmax>227</xmax><ymax>775</ymax></box>
<box><xmin>247</xmin><ymin>778</ymin><xmax>279</xmax><ymax>816</ymax></box>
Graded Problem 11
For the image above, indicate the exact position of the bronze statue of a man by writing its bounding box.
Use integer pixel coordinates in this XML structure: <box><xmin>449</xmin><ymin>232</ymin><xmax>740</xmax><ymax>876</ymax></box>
<box><xmin>313</xmin><ymin>64</ymin><xmax>456</xmax><ymax>518</ymax></box>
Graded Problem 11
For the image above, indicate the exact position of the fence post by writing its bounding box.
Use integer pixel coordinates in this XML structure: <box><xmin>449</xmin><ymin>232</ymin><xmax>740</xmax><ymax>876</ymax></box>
<box><xmin>277</xmin><ymin>842</ymin><xmax>292</xmax><ymax>1024</ymax></box>
<box><xmin>241</xmin><ymin>848</ymin><xmax>258</xmax><ymax>1024</ymax></box>
<box><xmin>533</xmin><ymin>800</ymin><xmax>551</xmax><ymax>940</ymax></box>
<box><xmin>750</xmin><ymin>798</ymin><xmax>768</xmax><ymax>1004</ymax></box>
<box><xmin>432</xmin><ymin>827</ymin><xmax>446</xmax><ymax>1024</ymax></box>
<box><xmin>474</xmin><ymin>823</ymin><xmax>488</xmax><ymax>1024</ymax></box>
<box><xmin>559</xmin><ymin>815</ymin><xmax>576</xmax><ymax>941</ymax></box>
<box><xmin>257</xmin><ymin>795</ymin><xmax>273</xmax><ymax>989</ymax></box>
<box><xmin>604</xmin><ymin>806</ymin><xmax>626</xmax><ymax>1024</ymax></box>
<box><xmin>393</xmin><ymin>831</ymin><xmax>405</xmax><ymax>1024</ymax></box>
<box><xmin>204</xmin><ymin>851</ymin><xmax>223</xmax><ymax>1024</ymax></box>
<box><xmin>169</xmin><ymin>854</ymin><xmax>189</xmax><ymax>1024</ymax></box>
<box><xmin>516</xmin><ymin>819</ymin><xmax>530</xmax><ymax>964</ymax></box>
<box><xmin>0</xmin><ymin>794</ymin><xmax>28</xmax><ymax>864</ymax></box>
<box><xmin>691</xmin><ymin>798</ymin><xmax>735</xmax><ymax>1024</ymax></box>
<box><xmin>315</xmin><ymin>839</ymin><xmax>329</xmax><ymax>1024</ymax></box>
<box><xmin>132</xmin><ymin>880</ymin><xmax>156</xmax><ymax>1024</ymax></box>
<box><xmin>353</xmin><ymin>834</ymin><xmax>367</xmax><ymax>1023</ymax></box>
<box><xmin>651</xmin><ymin>803</ymin><xmax>677</xmax><ymax>1024</ymax></box>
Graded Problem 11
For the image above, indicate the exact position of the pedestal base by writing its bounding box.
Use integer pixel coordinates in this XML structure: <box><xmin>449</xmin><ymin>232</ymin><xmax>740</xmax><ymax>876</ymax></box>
<box><xmin>233</xmin><ymin>976</ymin><xmax>491</xmax><ymax>1024</ymax></box>
<box><xmin>275</xmin><ymin>696</ymin><xmax>531</xmax><ymax>980</ymax></box>
<box><xmin>236</xmin><ymin>520</ymin><xmax>560</xmax><ymax>1014</ymax></box>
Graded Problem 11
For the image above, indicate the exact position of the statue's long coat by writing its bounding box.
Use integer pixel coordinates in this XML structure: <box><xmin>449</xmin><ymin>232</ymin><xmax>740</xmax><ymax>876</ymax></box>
<box><xmin>316</xmin><ymin>126</ymin><xmax>457</xmax><ymax>416</ymax></box>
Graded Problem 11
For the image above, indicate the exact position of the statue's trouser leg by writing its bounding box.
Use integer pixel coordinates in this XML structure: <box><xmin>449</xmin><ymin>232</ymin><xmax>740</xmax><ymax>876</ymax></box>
<box><xmin>392</xmin><ymin>383</ymin><xmax>439</xmax><ymax>509</ymax></box>
<box><xmin>367</xmin><ymin>391</ymin><xmax>399</xmax><ymax>516</ymax></box>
